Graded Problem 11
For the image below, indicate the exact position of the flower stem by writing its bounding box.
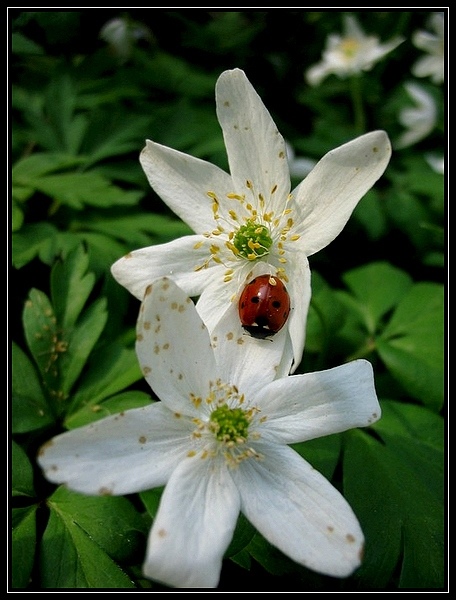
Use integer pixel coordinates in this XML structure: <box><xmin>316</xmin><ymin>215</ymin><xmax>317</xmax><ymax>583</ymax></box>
<box><xmin>350</xmin><ymin>75</ymin><xmax>366</xmax><ymax>134</ymax></box>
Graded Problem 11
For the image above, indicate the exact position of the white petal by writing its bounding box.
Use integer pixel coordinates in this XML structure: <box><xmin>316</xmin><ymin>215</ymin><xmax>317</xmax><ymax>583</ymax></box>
<box><xmin>233</xmin><ymin>444</ymin><xmax>364</xmax><ymax>578</ymax></box>
<box><xmin>257</xmin><ymin>360</ymin><xmax>381</xmax><ymax>444</ymax></box>
<box><xmin>292</xmin><ymin>131</ymin><xmax>392</xmax><ymax>256</ymax></box>
<box><xmin>215</xmin><ymin>69</ymin><xmax>291</xmax><ymax>211</ymax></box>
<box><xmin>136</xmin><ymin>278</ymin><xmax>216</xmax><ymax>416</ymax></box>
<box><xmin>143</xmin><ymin>456</ymin><xmax>240</xmax><ymax>588</ymax></box>
<box><xmin>283</xmin><ymin>256</ymin><xmax>311</xmax><ymax>373</ymax></box>
<box><xmin>139</xmin><ymin>140</ymin><xmax>234</xmax><ymax>233</ymax></box>
<box><xmin>111</xmin><ymin>234</ymin><xmax>221</xmax><ymax>300</ymax></box>
<box><xmin>37</xmin><ymin>403</ymin><xmax>193</xmax><ymax>495</ymax></box>
<box><xmin>210</xmin><ymin>301</ymin><xmax>290</xmax><ymax>395</ymax></box>
<box><xmin>207</xmin><ymin>259</ymin><xmax>295</xmax><ymax>393</ymax></box>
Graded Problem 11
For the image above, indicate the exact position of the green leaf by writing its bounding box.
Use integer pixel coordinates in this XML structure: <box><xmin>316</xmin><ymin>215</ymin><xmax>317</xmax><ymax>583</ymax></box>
<box><xmin>66</xmin><ymin>390</ymin><xmax>152</xmax><ymax>428</ymax></box>
<box><xmin>12</xmin><ymin>342</ymin><xmax>55</xmax><ymax>433</ymax></box>
<box><xmin>291</xmin><ymin>434</ymin><xmax>341</xmax><ymax>481</ymax></box>
<box><xmin>12</xmin><ymin>440</ymin><xmax>36</xmax><ymax>497</ymax></box>
<box><xmin>40</xmin><ymin>488</ymin><xmax>141</xmax><ymax>588</ymax></box>
<box><xmin>376</xmin><ymin>283</ymin><xmax>444</xmax><ymax>410</ymax></box>
<box><xmin>12</xmin><ymin>223</ymin><xmax>59</xmax><ymax>269</ymax></box>
<box><xmin>225</xmin><ymin>513</ymin><xmax>256</xmax><ymax>558</ymax></box>
<box><xmin>59</xmin><ymin>297</ymin><xmax>108</xmax><ymax>397</ymax></box>
<box><xmin>305</xmin><ymin>272</ymin><xmax>345</xmax><ymax>355</ymax></box>
<box><xmin>22</xmin><ymin>288</ymin><xmax>63</xmax><ymax>398</ymax></box>
<box><xmin>66</xmin><ymin>344</ymin><xmax>143</xmax><ymax>422</ymax></box>
<box><xmin>32</xmin><ymin>172</ymin><xmax>144</xmax><ymax>210</ymax></box>
<box><xmin>50</xmin><ymin>244</ymin><xmax>96</xmax><ymax>329</ymax></box>
<box><xmin>247</xmin><ymin>532</ymin><xmax>297</xmax><ymax>577</ymax></box>
<box><xmin>12</xmin><ymin>506</ymin><xmax>38</xmax><ymax>589</ymax></box>
<box><xmin>344</xmin><ymin>403</ymin><xmax>444</xmax><ymax>589</ymax></box>
<box><xmin>341</xmin><ymin>262</ymin><xmax>413</xmax><ymax>334</ymax></box>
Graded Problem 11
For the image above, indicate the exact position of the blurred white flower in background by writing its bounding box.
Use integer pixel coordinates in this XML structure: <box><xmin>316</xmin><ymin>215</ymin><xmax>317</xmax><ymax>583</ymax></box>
<box><xmin>412</xmin><ymin>12</ymin><xmax>444</xmax><ymax>84</ymax></box>
<box><xmin>100</xmin><ymin>16</ymin><xmax>153</xmax><ymax>63</ymax></box>
<box><xmin>425</xmin><ymin>153</ymin><xmax>444</xmax><ymax>174</ymax></box>
<box><xmin>305</xmin><ymin>14</ymin><xmax>404</xmax><ymax>86</ymax></box>
<box><xmin>395</xmin><ymin>82</ymin><xmax>437</xmax><ymax>149</ymax></box>
<box><xmin>285</xmin><ymin>141</ymin><xmax>317</xmax><ymax>179</ymax></box>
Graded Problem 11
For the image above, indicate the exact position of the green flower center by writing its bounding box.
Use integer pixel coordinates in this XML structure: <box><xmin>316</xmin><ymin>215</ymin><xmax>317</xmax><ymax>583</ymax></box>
<box><xmin>210</xmin><ymin>404</ymin><xmax>250</xmax><ymax>444</ymax></box>
<box><xmin>340</xmin><ymin>37</ymin><xmax>360</xmax><ymax>58</ymax></box>
<box><xmin>232</xmin><ymin>221</ymin><xmax>273</xmax><ymax>260</ymax></box>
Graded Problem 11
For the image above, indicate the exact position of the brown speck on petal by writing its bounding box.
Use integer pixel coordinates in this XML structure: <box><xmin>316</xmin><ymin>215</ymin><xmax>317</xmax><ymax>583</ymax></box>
<box><xmin>327</xmin><ymin>525</ymin><xmax>334</xmax><ymax>533</ymax></box>
<box><xmin>38</xmin><ymin>440</ymin><xmax>55</xmax><ymax>455</ymax></box>
<box><xmin>346</xmin><ymin>533</ymin><xmax>356</xmax><ymax>543</ymax></box>
<box><xmin>373</xmin><ymin>146</ymin><xmax>378</xmax><ymax>152</ymax></box>
<box><xmin>144</xmin><ymin>321</ymin><xmax>151</xmax><ymax>330</ymax></box>
<box><xmin>139</xmin><ymin>436</ymin><xmax>146</xmax><ymax>444</ymax></box>
<box><xmin>137</xmin><ymin>333</ymin><xmax>144</xmax><ymax>342</ymax></box>
<box><xmin>99</xmin><ymin>487</ymin><xmax>113</xmax><ymax>496</ymax></box>
<box><xmin>158</xmin><ymin>528</ymin><xmax>167</xmax><ymax>537</ymax></box>
<box><xmin>226</xmin><ymin>332</ymin><xmax>234</xmax><ymax>340</ymax></box>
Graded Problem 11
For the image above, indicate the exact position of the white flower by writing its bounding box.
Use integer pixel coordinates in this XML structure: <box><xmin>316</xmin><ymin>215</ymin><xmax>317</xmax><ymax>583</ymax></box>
<box><xmin>111</xmin><ymin>69</ymin><xmax>392</xmax><ymax>373</ymax></box>
<box><xmin>99</xmin><ymin>16</ymin><xmax>152</xmax><ymax>62</ymax></box>
<box><xmin>395</xmin><ymin>82</ymin><xmax>437</xmax><ymax>149</ymax></box>
<box><xmin>305</xmin><ymin>14</ymin><xmax>404</xmax><ymax>86</ymax></box>
<box><xmin>425</xmin><ymin>152</ymin><xmax>444</xmax><ymax>174</ymax></box>
<box><xmin>38</xmin><ymin>277</ymin><xmax>381</xmax><ymax>589</ymax></box>
<box><xmin>412</xmin><ymin>12</ymin><xmax>444</xmax><ymax>84</ymax></box>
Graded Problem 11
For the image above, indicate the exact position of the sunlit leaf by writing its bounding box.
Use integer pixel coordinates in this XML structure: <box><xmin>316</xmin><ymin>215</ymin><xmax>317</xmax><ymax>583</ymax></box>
<box><xmin>376</xmin><ymin>283</ymin><xmax>444</xmax><ymax>410</ymax></box>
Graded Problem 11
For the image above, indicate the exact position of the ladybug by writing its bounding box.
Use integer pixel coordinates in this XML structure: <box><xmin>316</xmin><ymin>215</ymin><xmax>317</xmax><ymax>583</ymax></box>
<box><xmin>238</xmin><ymin>274</ymin><xmax>291</xmax><ymax>340</ymax></box>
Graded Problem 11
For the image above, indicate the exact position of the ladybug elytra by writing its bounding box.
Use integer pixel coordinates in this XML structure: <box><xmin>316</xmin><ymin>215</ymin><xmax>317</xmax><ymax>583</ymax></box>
<box><xmin>238</xmin><ymin>274</ymin><xmax>291</xmax><ymax>340</ymax></box>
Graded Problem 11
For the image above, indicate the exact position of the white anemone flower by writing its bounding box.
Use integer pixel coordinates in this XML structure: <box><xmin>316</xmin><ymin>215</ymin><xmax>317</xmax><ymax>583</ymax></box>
<box><xmin>38</xmin><ymin>277</ymin><xmax>382</xmax><ymax>589</ymax></box>
<box><xmin>111</xmin><ymin>68</ymin><xmax>392</xmax><ymax>374</ymax></box>
<box><xmin>395</xmin><ymin>82</ymin><xmax>437</xmax><ymax>149</ymax></box>
<box><xmin>412</xmin><ymin>12</ymin><xmax>444</xmax><ymax>84</ymax></box>
<box><xmin>305</xmin><ymin>14</ymin><xmax>404</xmax><ymax>86</ymax></box>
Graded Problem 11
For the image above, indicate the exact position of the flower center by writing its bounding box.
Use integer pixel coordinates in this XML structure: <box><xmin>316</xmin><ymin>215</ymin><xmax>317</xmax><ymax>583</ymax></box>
<box><xmin>231</xmin><ymin>221</ymin><xmax>273</xmax><ymax>260</ymax></box>
<box><xmin>340</xmin><ymin>37</ymin><xmax>360</xmax><ymax>58</ymax></box>
<box><xmin>188</xmin><ymin>379</ymin><xmax>264</xmax><ymax>466</ymax></box>
<box><xmin>210</xmin><ymin>404</ymin><xmax>250</xmax><ymax>443</ymax></box>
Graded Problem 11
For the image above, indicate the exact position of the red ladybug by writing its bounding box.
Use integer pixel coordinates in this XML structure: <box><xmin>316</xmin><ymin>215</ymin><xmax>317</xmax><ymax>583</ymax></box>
<box><xmin>238</xmin><ymin>275</ymin><xmax>291</xmax><ymax>339</ymax></box>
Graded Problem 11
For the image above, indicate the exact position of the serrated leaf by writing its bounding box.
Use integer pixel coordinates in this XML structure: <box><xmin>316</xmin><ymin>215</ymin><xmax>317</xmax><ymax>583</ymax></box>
<box><xmin>12</xmin><ymin>342</ymin><xmax>55</xmax><ymax>433</ymax></box>
<box><xmin>59</xmin><ymin>297</ymin><xmax>108</xmax><ymax>397</ymax></box>
<box><xmin>50</xmin><ymin>244</ymin><xmax>95</xmax><ymax>329</ymax></box>
<box><xmin>376</xmin><ymin>283</ymin><xmax>444</xmax><ymax>410</ymax></box>
<box><xmin>344</xmin><ymin>405</ymin><xmax>444</xmax><ymax>589</ymax></box>
<box><xmin>22</xmin><ymin>288</ymin><xmax>62</xmax><ymax>396</ymax></box>
<box><xmin>33</xmin><ymin>172</ymin><xmax>143</xmax><ymax>209</ymax></box>
<box><xmin>12</xmin><ymin>506</ymin><xmax>38</xmax><ymax>589</ymax></box>
<box><xmin>12</xmin><ymin>223</ymin><xmax>58</xmax><ymax>269</ymax></box>
<box><xmin>12</xmin><ymin>440</ymin><xmax>36</xmax><ymax>497</ymax></box>
<box><xmin>40</xmin><ymin>488</ymin><xmax>140</xmax><ymax>588</ymax></box>
<box><xmin>66</xmin><ymin>344</ymin><xmax>143</xmax><ymax>421</ymax></box>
